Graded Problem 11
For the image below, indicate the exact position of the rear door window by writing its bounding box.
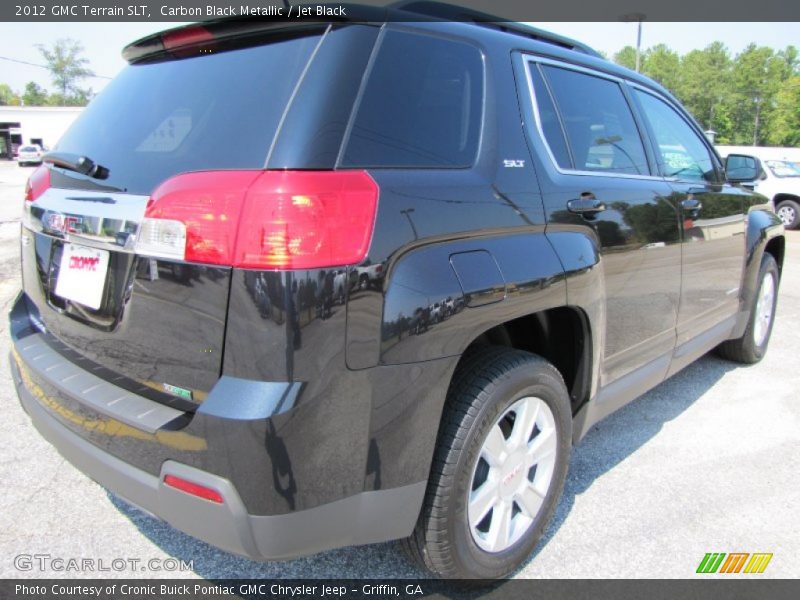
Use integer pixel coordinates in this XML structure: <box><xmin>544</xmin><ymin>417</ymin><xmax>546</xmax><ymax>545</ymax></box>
<box><xmin>342</xmin><ymin>29</ymin><xmax>483</xmax><ymax>168</ymax></box>
<box><xmin>535</xmin><ymin>64</ymin><xmax>649</xmax><ymax>176</ymax></box>
<box><xmin>54</xmin><ymin>31</ymin><xmax>323</xmax><ymax>195</ymax></box>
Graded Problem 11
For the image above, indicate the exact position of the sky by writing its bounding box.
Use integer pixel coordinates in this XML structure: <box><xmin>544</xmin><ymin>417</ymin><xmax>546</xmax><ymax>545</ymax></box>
<box><xmin>0</xmin><ymin>21</ymin><xmax>797</xmax><ymax>94</ymax></box>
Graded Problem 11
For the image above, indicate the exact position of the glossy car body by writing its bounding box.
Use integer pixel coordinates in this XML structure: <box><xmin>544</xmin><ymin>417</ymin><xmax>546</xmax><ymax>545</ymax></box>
<box><xmin>9</xmin><ymin>7</ymin><xmax>784</xmax><ymax>564</ymax></box>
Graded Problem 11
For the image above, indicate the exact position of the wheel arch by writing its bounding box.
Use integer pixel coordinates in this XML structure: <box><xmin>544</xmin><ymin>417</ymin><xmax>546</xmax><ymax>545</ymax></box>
<box><xmin>732</xmin><ymin>207</ymin><xmax>785</xmax><ymax>339</ymax></box>
<box><xmin>457</xmin><ymin>306</ymin><xmax>593</xmax><ymax>415</ymax></box>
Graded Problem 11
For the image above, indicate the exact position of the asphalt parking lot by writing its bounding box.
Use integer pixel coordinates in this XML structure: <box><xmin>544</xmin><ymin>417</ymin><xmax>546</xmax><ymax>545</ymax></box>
<box><xmin>0</xmin><ymin>160</ymin><xmax>798</xmax><ymax>579</ymax></box>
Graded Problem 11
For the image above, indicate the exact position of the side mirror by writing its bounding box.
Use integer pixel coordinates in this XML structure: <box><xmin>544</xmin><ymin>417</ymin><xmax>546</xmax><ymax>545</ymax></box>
<box><xmin>725</xmin><ymin>153</ymin><xmax>764</xmax><ymax>183</ymax></box>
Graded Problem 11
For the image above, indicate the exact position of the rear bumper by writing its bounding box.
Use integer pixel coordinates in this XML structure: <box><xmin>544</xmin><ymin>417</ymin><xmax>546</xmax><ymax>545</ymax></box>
<box><xmin>9</xmin><ymin>292</ymin><xmax>426</xmax><ymax>560</ymax></box>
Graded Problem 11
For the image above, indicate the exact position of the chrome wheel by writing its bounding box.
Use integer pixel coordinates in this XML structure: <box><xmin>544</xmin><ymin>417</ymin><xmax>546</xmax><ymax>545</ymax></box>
<box><xmin>468</xmin><ymin>396</ymin><xmax>557</xmax><ymax>553</ymax></box>
<box><xmin>777</xmin><ymin>205</ymin><xmax>796</xmax><ymax>227</ymax></box>
<box><xmin>753</xmin><ymin>271</ymin><xmax>776</xmax><ymax>347</ymax></box>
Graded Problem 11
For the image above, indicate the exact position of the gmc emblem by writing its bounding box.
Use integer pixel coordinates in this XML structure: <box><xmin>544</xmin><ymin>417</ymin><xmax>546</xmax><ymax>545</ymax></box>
<box><xmin>47</xmin><ymin>213</ymin><xmax>82</xmax><ymax>234</ymax></box>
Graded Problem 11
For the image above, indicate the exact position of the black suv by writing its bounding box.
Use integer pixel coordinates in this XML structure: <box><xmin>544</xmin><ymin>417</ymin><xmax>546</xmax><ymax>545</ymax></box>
<box><xmin>9</xmin><ymin>4</ymin><xmax>784</xmax><ymax>579</ymax></box>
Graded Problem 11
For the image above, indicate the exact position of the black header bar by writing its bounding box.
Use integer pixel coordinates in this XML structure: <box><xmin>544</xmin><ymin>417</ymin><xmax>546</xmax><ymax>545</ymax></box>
<box><xmin>3</xmin><ymin>0</ymin><xmax>800</xmax><ymax>22</ymax></box>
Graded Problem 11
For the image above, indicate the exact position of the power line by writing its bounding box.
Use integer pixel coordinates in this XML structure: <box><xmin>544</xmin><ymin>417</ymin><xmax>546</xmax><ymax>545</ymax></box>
<box><xmin>0</xmin><ymin>55</ymin><xmax>112</xmax><ymax>79</ymax></box>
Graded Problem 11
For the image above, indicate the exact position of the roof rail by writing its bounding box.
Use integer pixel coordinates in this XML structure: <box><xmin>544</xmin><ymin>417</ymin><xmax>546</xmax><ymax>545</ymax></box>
<box><xmin>390</xmin><ymin>1</ymin><xmax>604</xmax><ymax>58</ymax></box>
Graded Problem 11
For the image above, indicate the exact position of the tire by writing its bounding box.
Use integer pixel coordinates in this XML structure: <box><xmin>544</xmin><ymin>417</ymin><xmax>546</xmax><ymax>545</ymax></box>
<box><xmin>716</xmin><ymin>253</ymin><xmax>779</xmax><ymax>364</ymax></box>
<box><xmin>402</xmin><ymin>346</ymin><xmax>571</xmax><ymax>578</ymax></box>
<box><xmin>776</xmin><ymin>200</ymin><xmax>800</xmax><ymax>230</ymax></box>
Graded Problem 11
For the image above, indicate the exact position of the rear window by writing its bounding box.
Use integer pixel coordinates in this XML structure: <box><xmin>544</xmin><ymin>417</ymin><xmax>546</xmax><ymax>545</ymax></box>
<box><xmin>20</xmin><ymin>146</ymin><xmax>39</xmax><ymax>152</ymax></box>
<box><xmin>342</xmin><ymin>30</ymin><xmax>483</xmax><ymax>168</ymax></box>
<box><xmin>54</xmin><ymin>32</ymin><xmax>322</xmax><ymax>195</ymax></box>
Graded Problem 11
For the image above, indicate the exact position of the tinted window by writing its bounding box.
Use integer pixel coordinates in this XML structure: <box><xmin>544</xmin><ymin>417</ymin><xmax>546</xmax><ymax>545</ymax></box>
<box><xmin>635</xmin><ymin>91</ymin><xmax>716</xmax><ymax>182</ymax></box>
<box><xmin>765</xmin><ymin>160</ymin><xmax>800</xmax><ymax>178</ymax></box>
<box><xmin>55</xmin><ymin>32</ymin><xmax>322</xmax><ymax>194</ymax></box>
<box><xmin>342</xmin><ymin>30</ymin><xmax>482</xmax><ymax>168</ymax></box>
<box><xmin>528</xmin><ymin>64</ymin><xmax>571</xmax><ymax>169</ymax></box>
<box><xmin>541</xmin><ymin>65</ymin><xmax>649</xmax><ymax>175</ymax></box>
<box><xmin>726</xmin><ymin>155</ymin><xmax>759</xmax><ymax>180</ymax></box>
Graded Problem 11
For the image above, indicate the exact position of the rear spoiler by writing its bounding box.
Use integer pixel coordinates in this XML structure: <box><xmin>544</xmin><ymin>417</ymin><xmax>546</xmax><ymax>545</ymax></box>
<box><xmin>122</xmin><ymin>4</ymin><xmax>385</xmax><ymax>63</ymax></box>
<box><xmin>122</xmin><ymin>1</ymin><xmax>603</xmax><ymax>63</ymax></box>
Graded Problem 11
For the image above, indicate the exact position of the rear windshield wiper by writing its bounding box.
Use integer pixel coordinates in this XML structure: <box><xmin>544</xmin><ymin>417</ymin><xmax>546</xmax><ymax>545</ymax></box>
<box><xmin>43</xmin><ymin>152</ymin><xmax>110</xmax><ymax>180</ymax></box>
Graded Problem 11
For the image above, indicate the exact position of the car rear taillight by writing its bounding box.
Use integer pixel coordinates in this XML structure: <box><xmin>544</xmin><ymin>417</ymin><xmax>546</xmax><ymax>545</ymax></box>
<box><xmin>137</xmin><ymin>170</ymin><xmax>379</xmax><ymax>270</ymax></box>
<box><xmin>24</xmin><ymin>165</ymin><xmax>50</xmax><ymax>203</ymax></box>
<box><xmin>161</xmin><ymin>26</ymin><xmax>216</xmax><ymax>58</ymax></box>
<box><xmin>163</xmin><ymin>474</ymin><xmax>224</xmax><ymax>504</ymax></box>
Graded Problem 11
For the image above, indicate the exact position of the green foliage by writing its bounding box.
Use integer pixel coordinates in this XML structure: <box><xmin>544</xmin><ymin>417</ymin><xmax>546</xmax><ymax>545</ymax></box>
<box><xmin>0</xmin><ymin>39</ymin><xmax>95</xmax><ymax>107</ymax></box>
<box><xmin>613</xmin><ymin>46</ymin><xmax>637</xmax><ymax>70</ymax></box>
<box><xmin>22</xmin><ymin>81</ymin><xmax>48</xmax><ymax>106</ymax></box>
<box><xmin>0</xmin><ymin>83</ymin><xmax>21</xmax><ymax>106</ymax></box>
<box><xmin>612</xmin><ymin>41</ymin><xmax>800</xmax><ymax>147</ymax></box>
<box><xmin>36</xmin><ymin>38</ymin><xmax>94</xmax><ymax>103</ymax></box>
<box><xmin>764</xmin><ymin>76</ymin><xmax>800</xmax><ymax>146</ymax></box>
<box><xmin>642</xmin><ymin>44</ymin><xmax>681</xmax><ymax>92</ymax></box>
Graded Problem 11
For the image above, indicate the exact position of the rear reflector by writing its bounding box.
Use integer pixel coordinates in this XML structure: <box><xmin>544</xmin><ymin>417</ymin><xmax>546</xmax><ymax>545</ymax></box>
<box><xmin>138</xmin><ymin>170</ymin><xmax>379</xmax><ymax>270</ymax></box>
<box><xmin>163</xmin><ymin>474</ymin><xmax>224</xmax><ymax>504</ymax></box>
<box><xmin>24</xmin><ymin>165</ymin><xmax>50</xmax><ymax>203</ymax></box>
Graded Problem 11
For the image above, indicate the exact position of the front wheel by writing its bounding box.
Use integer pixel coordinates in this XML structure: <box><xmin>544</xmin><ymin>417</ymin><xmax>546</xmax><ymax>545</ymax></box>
<box><xmin>776</xmin><ymin>200</ymin><xmax>800</xmax><ymax>230</ymax></box>
<box><xmin>402</xmin><ymin>347</ymin><xmax>571</xmax><ymax>578</ymax></box>
<box><xmin>716</xmin><ymin>253</ymin><xmax>779</xmax><ymax>364</ymax></box>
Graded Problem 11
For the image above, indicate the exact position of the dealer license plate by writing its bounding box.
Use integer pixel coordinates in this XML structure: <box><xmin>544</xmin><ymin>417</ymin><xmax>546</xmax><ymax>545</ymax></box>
<box><xmin>54</xmin><ymin>243</ymin><xmax>110</xmax><ymax>310</ymax></box>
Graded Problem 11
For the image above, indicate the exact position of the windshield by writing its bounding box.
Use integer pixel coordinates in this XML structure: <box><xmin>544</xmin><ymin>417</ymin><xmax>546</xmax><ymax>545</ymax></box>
<box><xmin>20</xmin><ymin>146</ymin><xmax>39</xmax><ymax>152</ymax></box>
<box><xmin>765</xmin><ymin>160</ymin><xmax>800</xmax><ymax>178</ymax></box>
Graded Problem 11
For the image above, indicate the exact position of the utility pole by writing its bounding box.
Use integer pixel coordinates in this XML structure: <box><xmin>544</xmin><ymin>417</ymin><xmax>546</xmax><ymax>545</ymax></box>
<box><xmin>620</xmin><ymin>13</ymin><xmax>646</xmax><ymax>72</ymax></box>
<box><xmin>635</xmin><ymin>19</ymin><xmax>643</xmax><ymax>72</ymax></box>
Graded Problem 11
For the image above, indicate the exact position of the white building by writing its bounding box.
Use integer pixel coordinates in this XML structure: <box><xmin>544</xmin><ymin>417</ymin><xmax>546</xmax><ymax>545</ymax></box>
<box><xmin>0</xmin><ymin>106</ymin><xmax>83</xmax><ymax>159</ymax></box>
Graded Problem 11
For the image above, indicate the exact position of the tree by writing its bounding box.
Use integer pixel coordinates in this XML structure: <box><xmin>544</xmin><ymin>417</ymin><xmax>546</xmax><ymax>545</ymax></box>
<box><xmin>676</xmin><ymin>43</ymin><xmax>733</xmax><ymax>139</ymax></box>
<box><xmin>0</xmin><ymin>83</ymin><xmax>21</xmax><ymax>106</ymax></box>
<box><xmin>21</xmin><ymin>81</ymin><xmax>48</xmax><ymax>106</ymax></box>
<box><xmin>36</xmin><ymin>38</ymin><xmax>94</xmax><ymax>99</ymax></box>
<box><xmin>763</xmin><ymin>76</ymin><xmax>800</xmax><ymax>146</ymax></box>
<box><xmin>613</xmin><ymin>46</ymin><xmax>637</xmax><ymax>70</ymax></box>
<box><xmin>642</xmin><ymin>44</ymin><xmax>681</xmax><ymax>93</ymax></box>
<box><xmin>730</xmin><ymin>45</ymin><xmax>783</xmax><ymax>145</ymax></box>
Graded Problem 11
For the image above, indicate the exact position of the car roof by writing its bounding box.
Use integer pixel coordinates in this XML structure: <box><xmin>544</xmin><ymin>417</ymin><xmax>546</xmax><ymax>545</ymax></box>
<box><xmin>123</xmin><ymin>1</ymin><xmax>676</xmax><ymax>108</ymax></box>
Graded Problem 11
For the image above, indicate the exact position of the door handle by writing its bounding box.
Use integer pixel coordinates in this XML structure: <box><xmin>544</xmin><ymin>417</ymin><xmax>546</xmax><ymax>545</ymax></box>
<box><xmin>567</xmin><ymin>196</ymin><xmax>606</xmax><ymax>217</ymax></box>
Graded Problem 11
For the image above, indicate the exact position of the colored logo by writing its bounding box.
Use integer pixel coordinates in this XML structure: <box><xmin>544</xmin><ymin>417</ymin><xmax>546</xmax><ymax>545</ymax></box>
<box><xmin>46</xmin><ymin>213</ymin><xmax>82</xmax><ymax>234</ymax></box>
<box><xmin>696</xmin><ymin>552</ymin><xmax>773</xmax><ymax>574</ymax></box>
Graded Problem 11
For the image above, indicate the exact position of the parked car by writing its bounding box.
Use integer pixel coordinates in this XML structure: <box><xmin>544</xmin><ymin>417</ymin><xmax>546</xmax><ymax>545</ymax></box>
<box><xmin>10</xmin><ymin>5</ymin><xmax>784</xmax><ymax>579</ymax></box>
<box><xmin>355</xmin><ymin>261</ymin><xmax>384</xmax><ymax>290</ymax></box>
<box><xmin>718</xmin><ymin>150</ymin><xmax>800</xmax><ymax>229</ymax></box>
<box><xmin>17</xmin><ymin>144</ymin><xmax>43</xmax><ymax>166</ymax></box>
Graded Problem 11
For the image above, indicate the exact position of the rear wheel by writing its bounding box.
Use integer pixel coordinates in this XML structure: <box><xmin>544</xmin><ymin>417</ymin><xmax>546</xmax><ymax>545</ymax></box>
<box><xmin>776</xmin><ymin>199</ymin><xmax>800</xmax><ymax>229</ymax></box>
<box><xmin>402</xmin><ymin>347</ymin><xmax>571</xmax><ymax>578</ymax></box>
<box><xmin>716</xmin><ymin>253</ymin><xmax>779</xmax><ymax>364</ymax></box>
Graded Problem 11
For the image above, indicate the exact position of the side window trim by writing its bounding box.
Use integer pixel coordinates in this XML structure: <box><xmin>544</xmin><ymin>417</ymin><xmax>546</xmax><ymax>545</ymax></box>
<box><xmin>629</xmin><ymin>84</ymin><xmax>724</xmax><ymax>184</ymax></box>
<box><xmin>526</xmin><ymin>61</ymin><xmax>575</xmax><ymax>169</ymax></box>
<box><xmin>521</xmin><ymin>54</ymin><xmax>660</xmax><ymax>180</ymax></box>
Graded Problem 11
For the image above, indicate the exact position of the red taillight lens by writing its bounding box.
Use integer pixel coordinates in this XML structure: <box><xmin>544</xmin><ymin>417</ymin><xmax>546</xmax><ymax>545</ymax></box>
<box><xmin>237</xmin><ymin>171</ymin><xmax>379</xmax><ymax>269</ymax></box>
<box><xmin>139</xmin><ymin>170</ymin><xmax>379</xmax><ymax>270</ymax></box>
<box><xmin>24</xmin><ymin>165</ymin><xmax>50</xmax><ymax>203</ymax></box>
<box><xmin>161</xmin><ymin>26</ymin><xmax>215</xmax><ymax>57</ymax></box>
<box><xmin>141</xmin><ymin>171</ymin><xmax>260</xmax><ymax>264</ymax></box>
<box><xmin>163</xmin><ymin>474</ymin><xmax>224</xmax><ymax>504</ymax></box>
<box><xmin>162</xmin><ymin>26</ymin><xmax>214</xmax><ymax>49</ymax></box>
